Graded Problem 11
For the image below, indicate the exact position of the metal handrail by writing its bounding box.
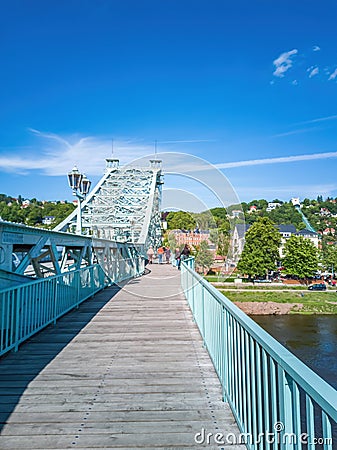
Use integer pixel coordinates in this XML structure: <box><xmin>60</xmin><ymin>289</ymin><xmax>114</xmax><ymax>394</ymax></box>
<box><xmin>0</xmin><ymin>256</ymin><xmax>144</xmax><ymax>357</ymax></box>
<box><xmin>0</xmin><ymin>265</ymin><xmax>107</xmax><ymax>356</ymax></box>
<box><xmin>181</xmin><ymin>257</ymin><xmax>336</xmax><ymax>449</ymax></box>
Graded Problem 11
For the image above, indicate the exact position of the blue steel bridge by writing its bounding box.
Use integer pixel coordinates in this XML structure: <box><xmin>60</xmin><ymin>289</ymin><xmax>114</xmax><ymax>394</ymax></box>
<box><xmin>0</xmin><ymin>158</ymin><xmax>336</xmax><ymax>449</ymax></box>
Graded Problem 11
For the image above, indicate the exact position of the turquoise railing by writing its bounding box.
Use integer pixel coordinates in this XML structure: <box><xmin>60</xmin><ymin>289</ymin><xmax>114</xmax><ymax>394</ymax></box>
<box><xmin>0</xmin><ymin>265</ymin><xmax>108</xmax><ymax>357</ymax></box>
<box><xmin>181</xmin><ymin>258</ymin><xmax>337</xmax><ymax>449</ymax></box>
<box><xmin>0</xmin><ymin>248</ymin><xmax>146</xmax><ymax>357</ymax></box>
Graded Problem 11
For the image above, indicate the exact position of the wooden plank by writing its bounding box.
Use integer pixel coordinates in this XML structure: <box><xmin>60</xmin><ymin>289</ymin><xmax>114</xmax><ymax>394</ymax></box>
<box><xmin>0</xmin><ymin>264</ymin><xmax>246</xmax><ymax>449</ymax></box>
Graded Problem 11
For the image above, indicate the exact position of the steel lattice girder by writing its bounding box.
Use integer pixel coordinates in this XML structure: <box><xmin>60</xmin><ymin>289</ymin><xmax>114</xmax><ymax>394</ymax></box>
<box><xmin>0</xmin><ymin>221</ymin><xmax>93</xmax><ymax>289</ymax></box>
<box><xmin>54</xmin><ymin>159</ymin><xmax>163</xmax><ymax>247</ymax></box>
<box><xmin>0</xmin><ymin>221</ymin><xmax>145</xmax><ymax>290</ymax></box>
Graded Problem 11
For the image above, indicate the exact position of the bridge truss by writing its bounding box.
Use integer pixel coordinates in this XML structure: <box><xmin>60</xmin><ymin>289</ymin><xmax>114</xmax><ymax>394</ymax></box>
<box><xmin>0</xmin><ymin>158</ymin><xmax>163</xmax><ymax>289</ymax></box>
<box><xmin>55</xmin><ymin>158</ymin><xmax>163</xmax><ymax>250</ymax></box>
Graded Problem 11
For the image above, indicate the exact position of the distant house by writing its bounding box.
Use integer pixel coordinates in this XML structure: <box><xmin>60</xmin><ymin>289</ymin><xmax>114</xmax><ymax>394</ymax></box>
<box><xmin>42</xmin><ymin>216</ymin><xmax>55</xmax><ymax>225</ymax></box>
<box><xmin>296</xmin><ymin>229</ymin><xmax>320</xmax><ymax>248</ymax></box>
<box><xmin>231</xmin><ymin>210</ymin><xmax>243</xmax><ymax>218</ymax></box>
<box><xmin>266</xmin><ymin>202</ymin><xmax>281</xmax><ymax>212</ymax></box>
<box><xmin>291</xmin><ymin>197</ymin><xmax>301</xmax><ymax>207</ymax></box>
<box><xmin>277</xmin><ymin>225</ymin><xmax>319</xmax><ymax>256</ymax></box>
<box><xmin>277</xmin><ymin>224</ymin><xmax>297</xmax><ymax>238</ymax></box>
<box><xmin>21</xmin><ymin>199</ymin><xmax>31</xmax><ymax>208</ymax></box>
<box><xmin>277</xmin><ymin>225</ymin><xmax>319</xmax><ymax>258</ymax></box>
<box><xmin>169</xmin><ymin>229</ymin><xmax>211</xmax><ymax>248</ymax></box>
<box><xmin>320</xmin><ymin>208</ymin><xmax>331</xmax><ymax>217</ymax></box>
<box><xmin>231</xmin><ymin>223</ymin><xmax>319</xmax><ymax>262</ymax></box>
<box><xmin>230</xmin><ymin>223</ymin><xmax>251</xmax><ymax>263</ymax></box>
<box><xmin>323</xmin><ymin>227</ymin><xmax>336</xmax><ymax>236</ymax></box>
<box><xmin>274</xmin><ymin>225</ymin><xmax>295</xmax><ymax>258</ymax></box>
<box><xmin>248</xmin><ymin>205</ymin><xmax>257</xmax><ymax>213</ymax></box>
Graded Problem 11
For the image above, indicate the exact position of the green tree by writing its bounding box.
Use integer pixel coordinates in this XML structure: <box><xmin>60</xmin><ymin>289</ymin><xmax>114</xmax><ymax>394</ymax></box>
<box><xmin>192</xmin><ymin>211</ymin><xmax>217</xmax><ymax>230</ymax></box>
<box><xmin>267</xmin><ymin>202</ymin><xmax>305</xmax><ymax>230</ymax></box>
<box><xmin>209</xmin><ymin>207</ymin><xmax>229</xmax><ymax>228</ymax></box>
<box><xmin>209</xmin><ymin>225</ymin><xmax>230</xmax><ymax>260</ymax></box>
<box><xmin>237</xmin><ymin>217</ymin><xmax>281</xmax><ymax>278</ymax></box>
<box><xmin>217</xmin><ymin>231</ymin><xmax>230</xmax><ymax>260</ymax></box>
<box><xmin>25</xmin><ymin>206</ymin><xmax>43</xmax><ymax>226</ymax></box>
<box><xmin>166</xmin><ymin>211</ymin><xmax>196</xmax><ymax>230</ymax></box>
<box><xmin>322</xmin><ymin>244</ymin><xmax>337</xmax><ymax>274</ymax></box>
<box><xmin>282</xmin><ymin>235</ymin><xmax>318</xmax><ymax>280</ymax></box>
<box><xmin>195</xmin><ymin>240</ymin><xmax>214</xmax><ymax>274</ymax></box>
<box><xmin>164</xmin><ymin>231</ymin><xmax>178</xmax><ymax>251</ymax></box>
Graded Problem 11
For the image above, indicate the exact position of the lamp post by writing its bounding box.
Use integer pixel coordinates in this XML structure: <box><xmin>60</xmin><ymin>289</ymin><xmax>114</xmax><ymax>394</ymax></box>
<box><xmin>67</xmin><ymin>166</ymin><xmax>91</xmax><ymax>235</ymax></box>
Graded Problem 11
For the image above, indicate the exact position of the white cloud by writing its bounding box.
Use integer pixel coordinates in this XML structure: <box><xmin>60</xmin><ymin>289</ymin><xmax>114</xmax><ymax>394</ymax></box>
<box><xmin>157</xmin><ymin>139</ymin><xmax>216</xmax><ymax>144</ymax></box>
<box><xmin>328</xmin><ymin>68</ymin><xmax>337</xmax><ymax>80</ymax></box>
<box><xmin>215</xmin><ymin>151</ymin><xmax>337</xmax><ymax>169</ymax></box>
<box><xmin>313</xmin><ymin>45</ymin><xmax>321</xmax><ymax>52</ymax></box>
<box><xmin>0</xmin><ymin>130</ymin><xmax>156</xmax><ymax>176</ymax></box>
<box><xmin>0</xmin><ymin>130</ymin><xmax>218</xmax><ymax>177</ymax></box>
<box><xmin>272</xmin><ymin>127</ymin><xmax>320</xmax><ymax>138</ymax></box>
<box><xmin>294</xmin><ymin>114</ymin><xmax>337</xmax><ymax>126</ymax></box>
<box><xmin>273</xmin><ymin>49</ymin><xmax>298</xmax><ymax>78</ymax></box>
<box><xmin>3</xmin><ymin>129</ymin><xmax>337</xmax><ymax>181</ymax></box>
<box><xmin>292</xmin><ymin>80</ymin><xmax>298</xmax><ymax>85</ymax></box>
<box><xmin>308</xmin><ymin>67</ymin><xmax>319</xmax><ymax>78</ymax></box>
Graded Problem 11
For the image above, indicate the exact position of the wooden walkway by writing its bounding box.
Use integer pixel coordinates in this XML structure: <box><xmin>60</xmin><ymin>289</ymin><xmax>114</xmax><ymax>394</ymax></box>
<box><xmin>0</xmin><ymin>264</ymin><xmax>245</xmax><ymax>449</ymax></box>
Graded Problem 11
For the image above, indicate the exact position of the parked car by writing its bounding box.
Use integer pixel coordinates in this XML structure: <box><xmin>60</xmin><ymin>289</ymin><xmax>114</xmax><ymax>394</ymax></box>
<box><xmin>308</xmin><ymin>283</ymin><xmax>326</xmax><ymax>291</ymax></box>
<box><xmin>254</xmin><ymin>278</ymin><xmax>272</xmax><ymax>283</ymax></box>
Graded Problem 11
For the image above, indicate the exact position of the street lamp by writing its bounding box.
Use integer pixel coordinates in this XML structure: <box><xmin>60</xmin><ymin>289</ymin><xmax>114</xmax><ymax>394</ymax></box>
<box><xmin>67</xmin><ymin>166</ymin><xmax>91</xmax><ymax>234</ymax></box>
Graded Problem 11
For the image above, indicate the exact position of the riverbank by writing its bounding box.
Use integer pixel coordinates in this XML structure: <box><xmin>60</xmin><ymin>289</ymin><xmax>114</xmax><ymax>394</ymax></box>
<box><xmin>219</xmin><ymin>289</ymin><xmax>337</xmax><ymax>314</ymax></box>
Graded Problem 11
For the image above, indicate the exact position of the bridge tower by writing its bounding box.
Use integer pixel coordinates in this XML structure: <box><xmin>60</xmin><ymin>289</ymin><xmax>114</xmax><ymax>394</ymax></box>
<box><xmin>54</xmin><ymin>159</ymin><xmax>163</xmax><ymax>251</ymax></box>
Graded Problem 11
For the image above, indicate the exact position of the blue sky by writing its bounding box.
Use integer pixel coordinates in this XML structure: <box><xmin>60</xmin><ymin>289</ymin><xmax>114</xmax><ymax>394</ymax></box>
<box><xmin>1</xmin><ymin>0</ymin><xmax>337</xmax><ymax>208</ymax></box>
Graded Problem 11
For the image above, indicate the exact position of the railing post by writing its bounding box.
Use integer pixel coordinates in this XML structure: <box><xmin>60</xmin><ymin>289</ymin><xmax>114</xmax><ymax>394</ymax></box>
<box><xmin>278</xmin><ymin>367</ymin><xmax>295</xmax><ymax>450</ymax></box>
<box><xmin>77</xmin><ymin>271</ymin><xmax>81</xmax><ymax>307</ymax></box>
<box><xmin>91</xmin><ymin>266</ymin><xmax>95</xmax><ymax>297</ymax></box>
<box><xmin>191</xmin><ymin>273</ymin><xmax>195</xmax><ymax>318</ymax></box>
<box><xmin>53</xmin><ymin>279</ymin><xmax>58</xmax><ymax>324</ymax></box>
<box><xmin>222</xmin><ymin>306</ymin><xmax>228</xmax><ymax>402</ymax></box>
<box><xmin>201</xmin><ymin>284</ymin><xmax>205</xmax><ymax>344</ymax></box>
<box><xmin>14</xmin><ymin>289</ymin><xmax>21</xmax><ymax>352</ymax></box>
<box><xmin>222</xmin><ymin>307</ymin><xmax>230</xmax><ymax>402</ymax></box>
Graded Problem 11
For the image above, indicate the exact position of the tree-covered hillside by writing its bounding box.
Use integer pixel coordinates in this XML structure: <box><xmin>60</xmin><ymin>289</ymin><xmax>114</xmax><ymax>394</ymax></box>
<box><xmin>3</xmin><ymin>192</ymin><xmax>337</xmax><ymax>243</ymax></box>
<box><xmin>0</xmin><ymin>194</ymin><xmax>75</xmax><ymax>228</ymax></box>
<box><xmin>166</xmin><ymin>196</ymin><xmax>337</xmax><ymax>236</ymax></box>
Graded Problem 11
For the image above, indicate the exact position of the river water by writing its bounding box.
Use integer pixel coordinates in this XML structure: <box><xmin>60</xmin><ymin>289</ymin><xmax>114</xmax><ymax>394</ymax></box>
<box><xmin>253</xmin><ymin>315</ymin><xmax>337</xmax><ymax>390</ymax></box>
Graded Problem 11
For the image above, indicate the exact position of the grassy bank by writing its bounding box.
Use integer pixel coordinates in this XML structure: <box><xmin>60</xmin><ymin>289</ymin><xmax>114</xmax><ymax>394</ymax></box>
<box><xmin>220</xmin><ymin>289</ymin><xmax>337</xmax><ymax>314</ymax></box>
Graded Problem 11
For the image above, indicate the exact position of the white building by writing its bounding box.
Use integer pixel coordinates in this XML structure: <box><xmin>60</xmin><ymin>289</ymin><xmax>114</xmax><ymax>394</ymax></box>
<box><xmin>291</xmin><ymin>197</ymin><xmax>301</xmax><ymax>207</ymax></box>
<box><xmin>42</xmin><ymin>216</ymin><xmax>55</xmax><ymax>225</ymax></box>
<box><xmin>231</xmin><ymin>223</ymin><xmax>319</xmax><ymax>262</ymax></box>
<box><xmin>266</xmin><ymin>202</ymin><xmax>281</xmax><ymax>212</ymax></box>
